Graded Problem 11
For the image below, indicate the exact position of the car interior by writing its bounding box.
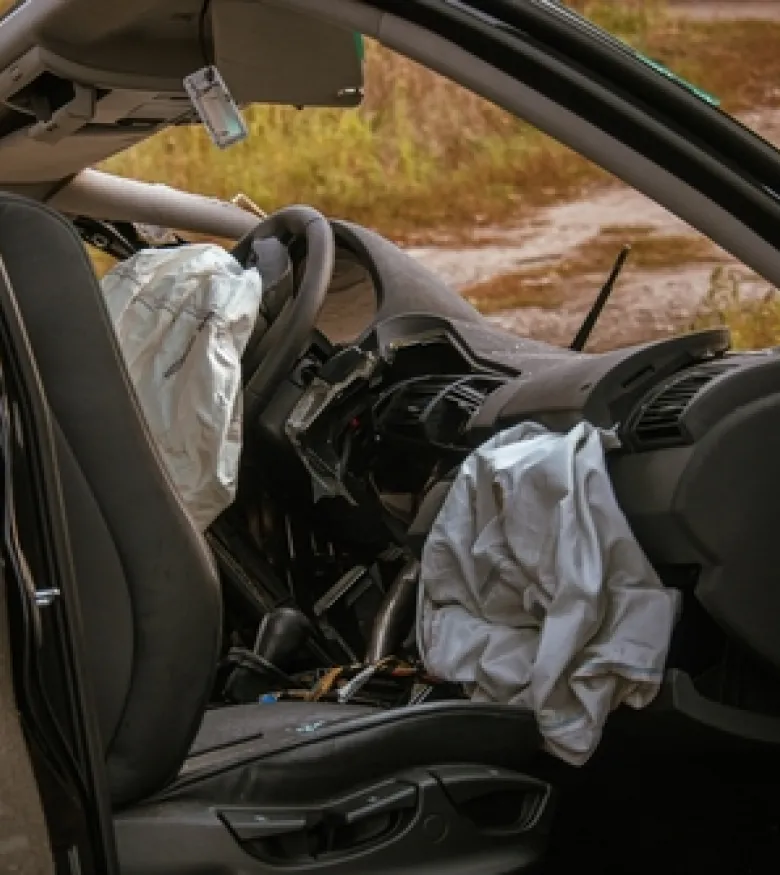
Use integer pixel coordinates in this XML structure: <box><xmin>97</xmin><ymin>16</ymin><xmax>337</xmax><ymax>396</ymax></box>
<box><xmin>0</xmin><ymin>191</ymin><xmax>557</xmax><ymax>875</ymax></box>
<box><xmin>6</xmin><ymin>2</ymin><xmax>780</xmax><ymax>874</ymax></box>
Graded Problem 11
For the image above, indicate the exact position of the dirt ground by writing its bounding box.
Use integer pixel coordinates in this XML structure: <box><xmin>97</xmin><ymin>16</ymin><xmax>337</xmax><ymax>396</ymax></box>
<box><xmin>407</xmin><ymin>109</ymin><xmax>780</xmax><ymax>351</ymax></box>
<box><xmin>408</xmin><ymin>105</ymin><xmax>780</xmax><ymax>351</ymax></box>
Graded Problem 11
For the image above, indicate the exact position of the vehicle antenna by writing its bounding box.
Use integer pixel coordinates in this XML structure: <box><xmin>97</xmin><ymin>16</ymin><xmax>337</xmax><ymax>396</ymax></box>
<box><xmin>570</xmin><ymin>244</ymin><xmax>631</xmax><ymax>352</ymax></box>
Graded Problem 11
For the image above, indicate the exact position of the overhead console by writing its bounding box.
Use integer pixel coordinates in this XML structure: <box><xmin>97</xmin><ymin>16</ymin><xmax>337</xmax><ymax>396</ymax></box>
<box><xmin>0</xmin><ymin>45</ymin><xmax>195</xmax><ymax>183</ymax></box>
<box><xmin>0</xmin><ymin>0</ymin><xmax>364</xmax><ymax>186</ymax></box>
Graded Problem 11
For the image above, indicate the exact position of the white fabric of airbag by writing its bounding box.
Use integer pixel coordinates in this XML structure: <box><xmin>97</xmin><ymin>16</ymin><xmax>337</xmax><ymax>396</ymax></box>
<box><xmin>417</xmin><ymin>420</ymin><xmax>681</xmax><ymax>765</ymax></box>
<box><xmin>100</xmin><ymin>244</ymin><xmax>263</xmax><ymax>531</ymax></box>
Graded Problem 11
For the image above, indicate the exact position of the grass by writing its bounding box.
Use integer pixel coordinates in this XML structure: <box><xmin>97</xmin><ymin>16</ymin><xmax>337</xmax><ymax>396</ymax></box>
<box><xmin>102</xmin><ymin>49</ymin><xmax>596</xmax><ymax>243</ymax></box>
<box><xmin>691</xmin><ymin>268</ymin><xmax>780</xmax><ymax>350</ymax></box>
<box><xmin>96</xmin><ymin>1</ymin><xmax>780</xmax><ymax>242</ymax></box>
<box><xmin>464</xmin><ymin>230</ymin><xmax>720</xmax><ymax>314</ymax></box>
<box><xmin>561</xmin><ymin>1</ymin><xmax>780</xmax><ymax>113</ymax></box>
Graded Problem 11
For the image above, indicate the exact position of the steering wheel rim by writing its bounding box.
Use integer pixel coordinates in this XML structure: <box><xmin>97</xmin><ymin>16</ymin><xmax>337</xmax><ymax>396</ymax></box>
<box><xmin>233</xmin><ymin>205</ymin><xmax>335</xmax><ymax>421</ymax></box>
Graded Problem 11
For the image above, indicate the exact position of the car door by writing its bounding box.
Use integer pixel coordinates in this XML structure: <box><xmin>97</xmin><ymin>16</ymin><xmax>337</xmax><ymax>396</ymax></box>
<box><xmin>0</xmin><ymin>255</ymin><xmax>119</xmax><ymax>874</ymax></box>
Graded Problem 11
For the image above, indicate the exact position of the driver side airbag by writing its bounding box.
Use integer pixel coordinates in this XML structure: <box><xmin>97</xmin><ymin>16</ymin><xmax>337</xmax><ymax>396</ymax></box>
<box><xmin>101</xmin><ymin>245</ymin><xmax>263</xmax><ymax>530</ymax></box>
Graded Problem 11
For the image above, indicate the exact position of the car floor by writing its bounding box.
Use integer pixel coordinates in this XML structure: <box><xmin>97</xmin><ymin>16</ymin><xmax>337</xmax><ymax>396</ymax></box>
<box><xmin>541</xmin><ymin>750</ymin><xmax>780</xmax><ymax>874</ymax></box>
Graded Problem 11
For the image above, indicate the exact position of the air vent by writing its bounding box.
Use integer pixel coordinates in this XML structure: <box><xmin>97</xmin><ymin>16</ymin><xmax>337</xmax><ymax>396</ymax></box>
<box><xmin>631</xmin><ymin>363</ymin><xmax>734</xmax><ymax>448</ymax></box>
<box><xmin>373</xmin><ymin>374</ymin><xmax>507</xmax><ymax>453</ymax></box>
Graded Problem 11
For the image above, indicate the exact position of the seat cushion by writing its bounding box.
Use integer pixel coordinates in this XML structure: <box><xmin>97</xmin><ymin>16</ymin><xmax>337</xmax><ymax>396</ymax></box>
<box><xmin>150</xmin><ymin>700</ymin><xmax>541</xmax><ymax>808</ymax></box>
<box><xmin>188</xmin><ymin>701</ymin><xmax>376</xmax><ymax>758</ymax></box>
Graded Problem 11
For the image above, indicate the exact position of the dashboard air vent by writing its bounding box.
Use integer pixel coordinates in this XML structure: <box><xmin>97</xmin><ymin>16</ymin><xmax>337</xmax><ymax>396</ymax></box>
<box><xmin>632</xmin><ymin>363</ymin><xmax>734</xmax><ymax>448</ymax></box>
<box><xmin>373</xmin><ymin>374</ymin><xmax>507</xmax><ymax>453</ymax></box>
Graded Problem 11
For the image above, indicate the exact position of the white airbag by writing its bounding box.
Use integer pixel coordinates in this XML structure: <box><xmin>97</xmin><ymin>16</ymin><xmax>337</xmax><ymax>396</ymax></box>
<box><xmin>101</xmin><ymin>244</ymin><xmax>263</xmax><ymax>531</ymax></box>
<box><xmin>417</xmin><ymin>420</ymin><xmax>681</xmax><ymax>765</ymax></box>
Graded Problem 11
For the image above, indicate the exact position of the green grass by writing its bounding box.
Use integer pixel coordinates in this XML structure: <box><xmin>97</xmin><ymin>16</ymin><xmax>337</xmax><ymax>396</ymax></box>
<box><xmin>691</xmin><ymin>268</ymin><xmax>780</xmax><ymax>350</ymax></box>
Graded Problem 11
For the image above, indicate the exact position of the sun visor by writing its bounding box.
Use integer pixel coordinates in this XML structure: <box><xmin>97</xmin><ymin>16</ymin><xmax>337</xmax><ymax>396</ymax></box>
<box><xmin>0</xmin><ymin>0</ymin><xmax>364</xmax><ymax>185</ymax></box>
<box><xmin>211</xmin><ymin>0</ymin><xmax>364</xmax><ymax>108</ymax></box>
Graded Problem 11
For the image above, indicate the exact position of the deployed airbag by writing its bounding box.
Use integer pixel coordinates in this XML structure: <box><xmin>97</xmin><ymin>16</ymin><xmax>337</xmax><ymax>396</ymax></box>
<box><xmin>417</xmin><ymin>421</ymin><xmax>680</xmax><ymax>765</ymax></box>
<box><xmin>101</xmin><ymin>244</ymin><xmax>263</xmax><ymax>531</ymax></box>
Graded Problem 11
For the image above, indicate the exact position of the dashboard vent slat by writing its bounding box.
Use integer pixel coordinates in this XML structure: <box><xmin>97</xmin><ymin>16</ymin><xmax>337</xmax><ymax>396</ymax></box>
<box><xmin>373</xmin><ymin>374</ymin><xmax>507</xmax><ymax>452</ymax></box>
<box><xmin>631</xmin><ymin>363</ymin><xmax>734</xmax><ymax>449</ymax></box>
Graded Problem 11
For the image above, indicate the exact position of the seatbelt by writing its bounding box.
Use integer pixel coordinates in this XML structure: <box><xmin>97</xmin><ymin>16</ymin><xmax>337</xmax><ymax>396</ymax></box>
<box><xmin>72</xmin><ymin>217</ymin><xmax>187</xmax><ymax>261</ymax></box>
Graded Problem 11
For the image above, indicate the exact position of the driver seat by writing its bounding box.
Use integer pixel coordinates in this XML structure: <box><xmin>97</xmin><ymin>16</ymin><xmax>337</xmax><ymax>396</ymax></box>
<box><xmin>0</xmin><ymin>194</ymin><xmax>551</xmax><ymax>874</ymax></box>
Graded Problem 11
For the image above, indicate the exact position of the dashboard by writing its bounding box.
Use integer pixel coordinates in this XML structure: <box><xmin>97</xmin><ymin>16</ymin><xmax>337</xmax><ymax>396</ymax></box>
<box><xmin>246</xmin><ymin>218</ymin><xmax>780</xmax><ymax>677</ymax></box>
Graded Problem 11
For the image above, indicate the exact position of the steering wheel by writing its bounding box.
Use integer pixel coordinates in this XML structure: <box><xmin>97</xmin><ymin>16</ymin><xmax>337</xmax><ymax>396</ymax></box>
<box><xmin>232</xmin><ymin>205</ymin><xmax>335</xmax><ymax>420</ymax></box>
